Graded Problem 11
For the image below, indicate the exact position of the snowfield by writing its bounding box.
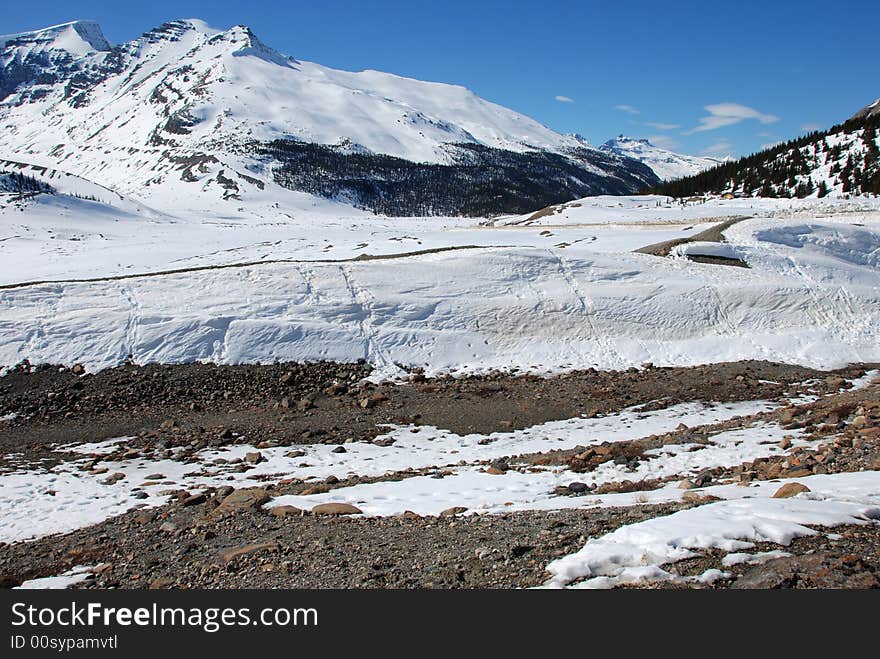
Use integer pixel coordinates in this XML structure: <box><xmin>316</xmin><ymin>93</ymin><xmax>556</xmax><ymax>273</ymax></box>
<box><xmin>1</xmin><ymin>196</ymin><xmax>878</xmax><ymax>376</ymax></box>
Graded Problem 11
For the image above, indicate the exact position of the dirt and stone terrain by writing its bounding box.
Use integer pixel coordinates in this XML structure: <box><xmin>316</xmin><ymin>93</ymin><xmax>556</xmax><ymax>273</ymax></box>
<box><xmin>0</xmin><ymin>359</ymin><xmax>878</xmax><ymax>589</ymax></box>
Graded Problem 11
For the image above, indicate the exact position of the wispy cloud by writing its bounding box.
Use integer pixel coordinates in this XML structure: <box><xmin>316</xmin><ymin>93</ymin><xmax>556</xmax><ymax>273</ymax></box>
<box><xmin>701</xmin><ymin>140</ymin><xmax>735</xmax><ymax>157</ymax></box>
<box><xmin>648</xmin><ymin>135</ymin><xmax>680</xmax><ymax>150</ymax></box>
<box><xmin>615</xmin><ymin>104</ymin><xmax>640</xmax><ymax>115</ymax></box>
<box><xmin>761</xmin><ymin>141</ymin><xmax>783</xmax><ymax>150</ymax></box>
<box><xmin>685</xmin><ymin>103</ymin><xmax>779</xmax><ymax>134</ymax></box>
<box><xmin>645</xmin><ymin>122</ymin><xmax>679</xmax><ymax>131</ymax></box>
<box><xmin>801</xmin><ymin>122</ymin><xmax>823</xmax><ymax>132</ymax></box>
<box><xmin>555</xmin><ymin>95</ymin><xmax>574</xmax><ymax>103</ymax></box>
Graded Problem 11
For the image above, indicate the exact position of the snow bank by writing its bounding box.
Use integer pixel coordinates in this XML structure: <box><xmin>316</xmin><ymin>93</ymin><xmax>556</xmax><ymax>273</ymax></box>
<box><xmin>544</xmin><ymin>471</ymin><xmax>880</xmax><ymax>588</ymax></box>
<box><xmin>1</xmin><ymin>215</ymin><xmax>879</xmax><ymax>374</ymax></box>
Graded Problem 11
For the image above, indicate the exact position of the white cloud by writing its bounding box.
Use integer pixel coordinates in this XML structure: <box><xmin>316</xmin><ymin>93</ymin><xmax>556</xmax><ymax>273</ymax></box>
<box><xmin>761</xmin><ymin>141</ymin><xmax>783</xmax><ymax>150</ymax></box>
<box><xmin>648</xmin><ymin>134</ymin><xmax>680</xmax><ymax>150</ymax></box>
<box><xmin>555</xmin><ymin>95</ymin><xmax>574</xmax><ymax>103</ymax></box>
<box><xmin>645</xmin><ymin>122</ymin><xmax>680</xmax><ymax>131</ymax></box>
<box><xmin>701</xmin><ymin>140</ymin><xmax>735</xmax><ymax>157</ymax></box>
<box><xmin>615</xmin><ymin>104</ymin><xmax>640</xmax><ymax>115</ymax></box>
<box><xmin>801</xmin><ymin>122</ymin><xmax>823</xmax><ymax>132</ymax></box>
<box><xmin>685</xmin><ymin>103</ymin><xmax>779</xmax><ymax>134</ymax></box>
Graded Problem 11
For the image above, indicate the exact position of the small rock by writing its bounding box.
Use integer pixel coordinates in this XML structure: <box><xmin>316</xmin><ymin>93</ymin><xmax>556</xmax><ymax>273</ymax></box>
<box><xmin>244</xmin><ymin>451</ymin><xmax>263</xmax><ymax>464</ymax></box>
<box><xmin>149</xmin><ymin>577</ymin><xmax>175</xmax><ymax>589</ymax></box>
<box><xmin>682</xmin><ymin>491</ymin><xmax>720</xmax><ymax>504</ymax></box>
<box><xmin>220</xmin><ymin>541</ymin><xmax>278</xmax><ymax>563</ymax></box>
<box><xmin>301</xmin><ymin>485</ymin><xmax>330</xmax><ymax>495</ymax></box>
<box><xmin>311</xmin><ymin>503</ymin><xmax>362</xmax><ymax>516</ymax></box>
<box><xmin>325</xmin><ymin>383</ymin><xmax>347</xmax><ymax>396</ymax></box>
<box><xmin>439</xmin><ymin>506</ymin><xmax>468</xmax><ymax>517</ymax></box>
<box><xmin>773</xmin><ymin>482</ymin><xmax>811</xmax><ymax>498</ymax></box>
<box><xmin>210</xmin><ymin>487</ymin><xmax>270</xmax><ymax>517</ymax></box>
<box><xmin>824</xmin><ymin>376</ymin><xmax>845</xmax><ymax>389</ymax></box>
<box><xmin>269</xmin><ymin>505</ymin><xmax>304</xmax><ymax>517</ymax></box>
<box><xmin>181</xmin><ymin>493</ymin><xmax>207</xmax><ymax>507</ymax></box>
<box><xmin>693</xmin><ymin>470</ymin><xmax>713</xmax><ymax>487</ymax></box>
<box><xmin>215</xmin><ymin>485</ymin><xmax>234</xmax><ymax>499</ymax></box>
<box><xmin>677</xmin><ymin>479</ymin><xmax>695</xmax><ymax>490</ymax></box>
<box><xmin>101</xmin><ymin>472</ymin><xmax>126</xmax><ymax>485</ymax></box>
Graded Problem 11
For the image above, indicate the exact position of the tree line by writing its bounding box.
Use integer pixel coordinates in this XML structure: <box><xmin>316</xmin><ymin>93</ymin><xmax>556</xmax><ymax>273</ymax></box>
<box><xmin>648</xmin><ymin>111</ymin><xmax>880</xmax><ymax>198</ymax></box>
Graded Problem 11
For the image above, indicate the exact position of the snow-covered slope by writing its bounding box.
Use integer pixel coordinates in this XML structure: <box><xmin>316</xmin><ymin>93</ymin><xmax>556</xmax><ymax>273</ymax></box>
<box><xmin>0</xmin><ymin>19</ymin><xmax>657</xmax><ymax>216</ymax></box>
<box><xmin>0</xmin><ymin>158</ymin><xmax>160</xmax><ymax>215</ymax></box>
<box><xmin>1</xmin><ymin>207</ymin><xmax>878</xmax><ymax>375</ymax></box>
<box><xmin>653</xmin><ymin>105</ymin><xmax>880</xmax><ymax>199</ymax></box>
<box><xmin>599</xmin><ymin>135</ymin><xmax>722</xmax><ymax>181</ymax></box>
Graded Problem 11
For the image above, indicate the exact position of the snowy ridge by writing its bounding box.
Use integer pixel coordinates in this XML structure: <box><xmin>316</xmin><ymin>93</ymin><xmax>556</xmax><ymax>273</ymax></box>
<box><xmin>599</xmin><ymin>135</ymin><xmax>723</xmax><ymax>181</ymax></box>
<box><xmin>0</xmin><ymin>158</ymin><xmax>160</xmax><ymax>215</ymax></box>
<box><xmin>0</xmin><ymin>20</ymin><xmax>111</xmax><ymax>56</ymax></box>
<box><xmin>0</xmin><ymin>18</ymin><xmax>657</xmax><ymax>215</ymax></box>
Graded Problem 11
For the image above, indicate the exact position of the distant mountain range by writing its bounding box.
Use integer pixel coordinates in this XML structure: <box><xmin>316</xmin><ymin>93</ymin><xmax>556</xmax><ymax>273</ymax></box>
<box><xmin>0</xmin><ymin>19</ymin><xmax>668</xmax><ymax>216</ymax></box>
<box><xmin>599</xmin><ymin>135</ymin><xmax>723</xmax><ymax>182</ymax></box>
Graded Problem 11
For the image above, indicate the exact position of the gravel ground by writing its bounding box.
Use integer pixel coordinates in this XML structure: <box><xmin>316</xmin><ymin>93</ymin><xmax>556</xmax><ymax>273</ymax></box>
<box><xmin>0</xmin><ymin>503</ymin><xmax>690</xmax><ymax>589</ymax></box>
<box><xmin>0</xmin><ymin>360</ymin><xmax>854</xmax><ymax>468</ymax></box>
<box><xmin>1</xmin><ymin>359</ymin><xmax>878</xmax><ymax>589</ymax></box>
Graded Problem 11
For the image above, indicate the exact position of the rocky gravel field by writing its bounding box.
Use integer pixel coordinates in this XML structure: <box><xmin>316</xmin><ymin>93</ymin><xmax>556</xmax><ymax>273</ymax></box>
<box><xmin>1</xmin><ymin>359</ymin><xmax>878</xmax><ymax>589</ymax></box>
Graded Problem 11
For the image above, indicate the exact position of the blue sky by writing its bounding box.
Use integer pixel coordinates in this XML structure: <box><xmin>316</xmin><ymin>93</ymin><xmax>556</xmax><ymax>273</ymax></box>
<box><xmin>3</xmin><ymin>0</ymin><xmax>877</xmax><ymax>158</ymax></box>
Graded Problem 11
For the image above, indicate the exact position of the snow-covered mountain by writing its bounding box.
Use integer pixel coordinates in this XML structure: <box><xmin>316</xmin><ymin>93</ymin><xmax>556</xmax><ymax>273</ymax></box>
<box><xmin>0</xmin><ymin>19</ymin><xmax>658</xmax><ymax>216</ymax></box>
<box><xmin>599</xmin><ymin>135</ymin><xmax>722</xmax><ymax>182</ymax></box>
<box><xmin>852</xmin><ymin>98</ymin><xmax>880</xmax><ymax>121</ymax></box>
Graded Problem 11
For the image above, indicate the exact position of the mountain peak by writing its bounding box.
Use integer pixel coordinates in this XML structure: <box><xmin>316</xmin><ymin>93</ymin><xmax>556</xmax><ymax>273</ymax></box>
<box><xmin>0</xmin><ymin>20</ymin><xmax>111</xmax><ymax>55</ymax></box>
<box><xmin>132</xmin><ymin>19</ymin><xmax>294</xmax><ymax>67</ymax></box>
<box><xmin>137</xmin><ymin>19</ymin><xmax>224</xmax><ymax>45</ymax></box>
<box><xmin>605</xmin><ymin>135</ymin><xmax>650</xmax><ymax>147</ymax></box>
<box><xmin>851</xmin><ymin>97</ymin><xmax>880</xmax><ymax>121</ymax></box>
<box><xmin>599</xmin><ymin>135</ymin><xmax>720</xmax><ymax>181</ymax></box>
<box><xmin>214</xmin><ymin>23</ymin><xmax>296</xmax><ymax>67</ymax></box>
